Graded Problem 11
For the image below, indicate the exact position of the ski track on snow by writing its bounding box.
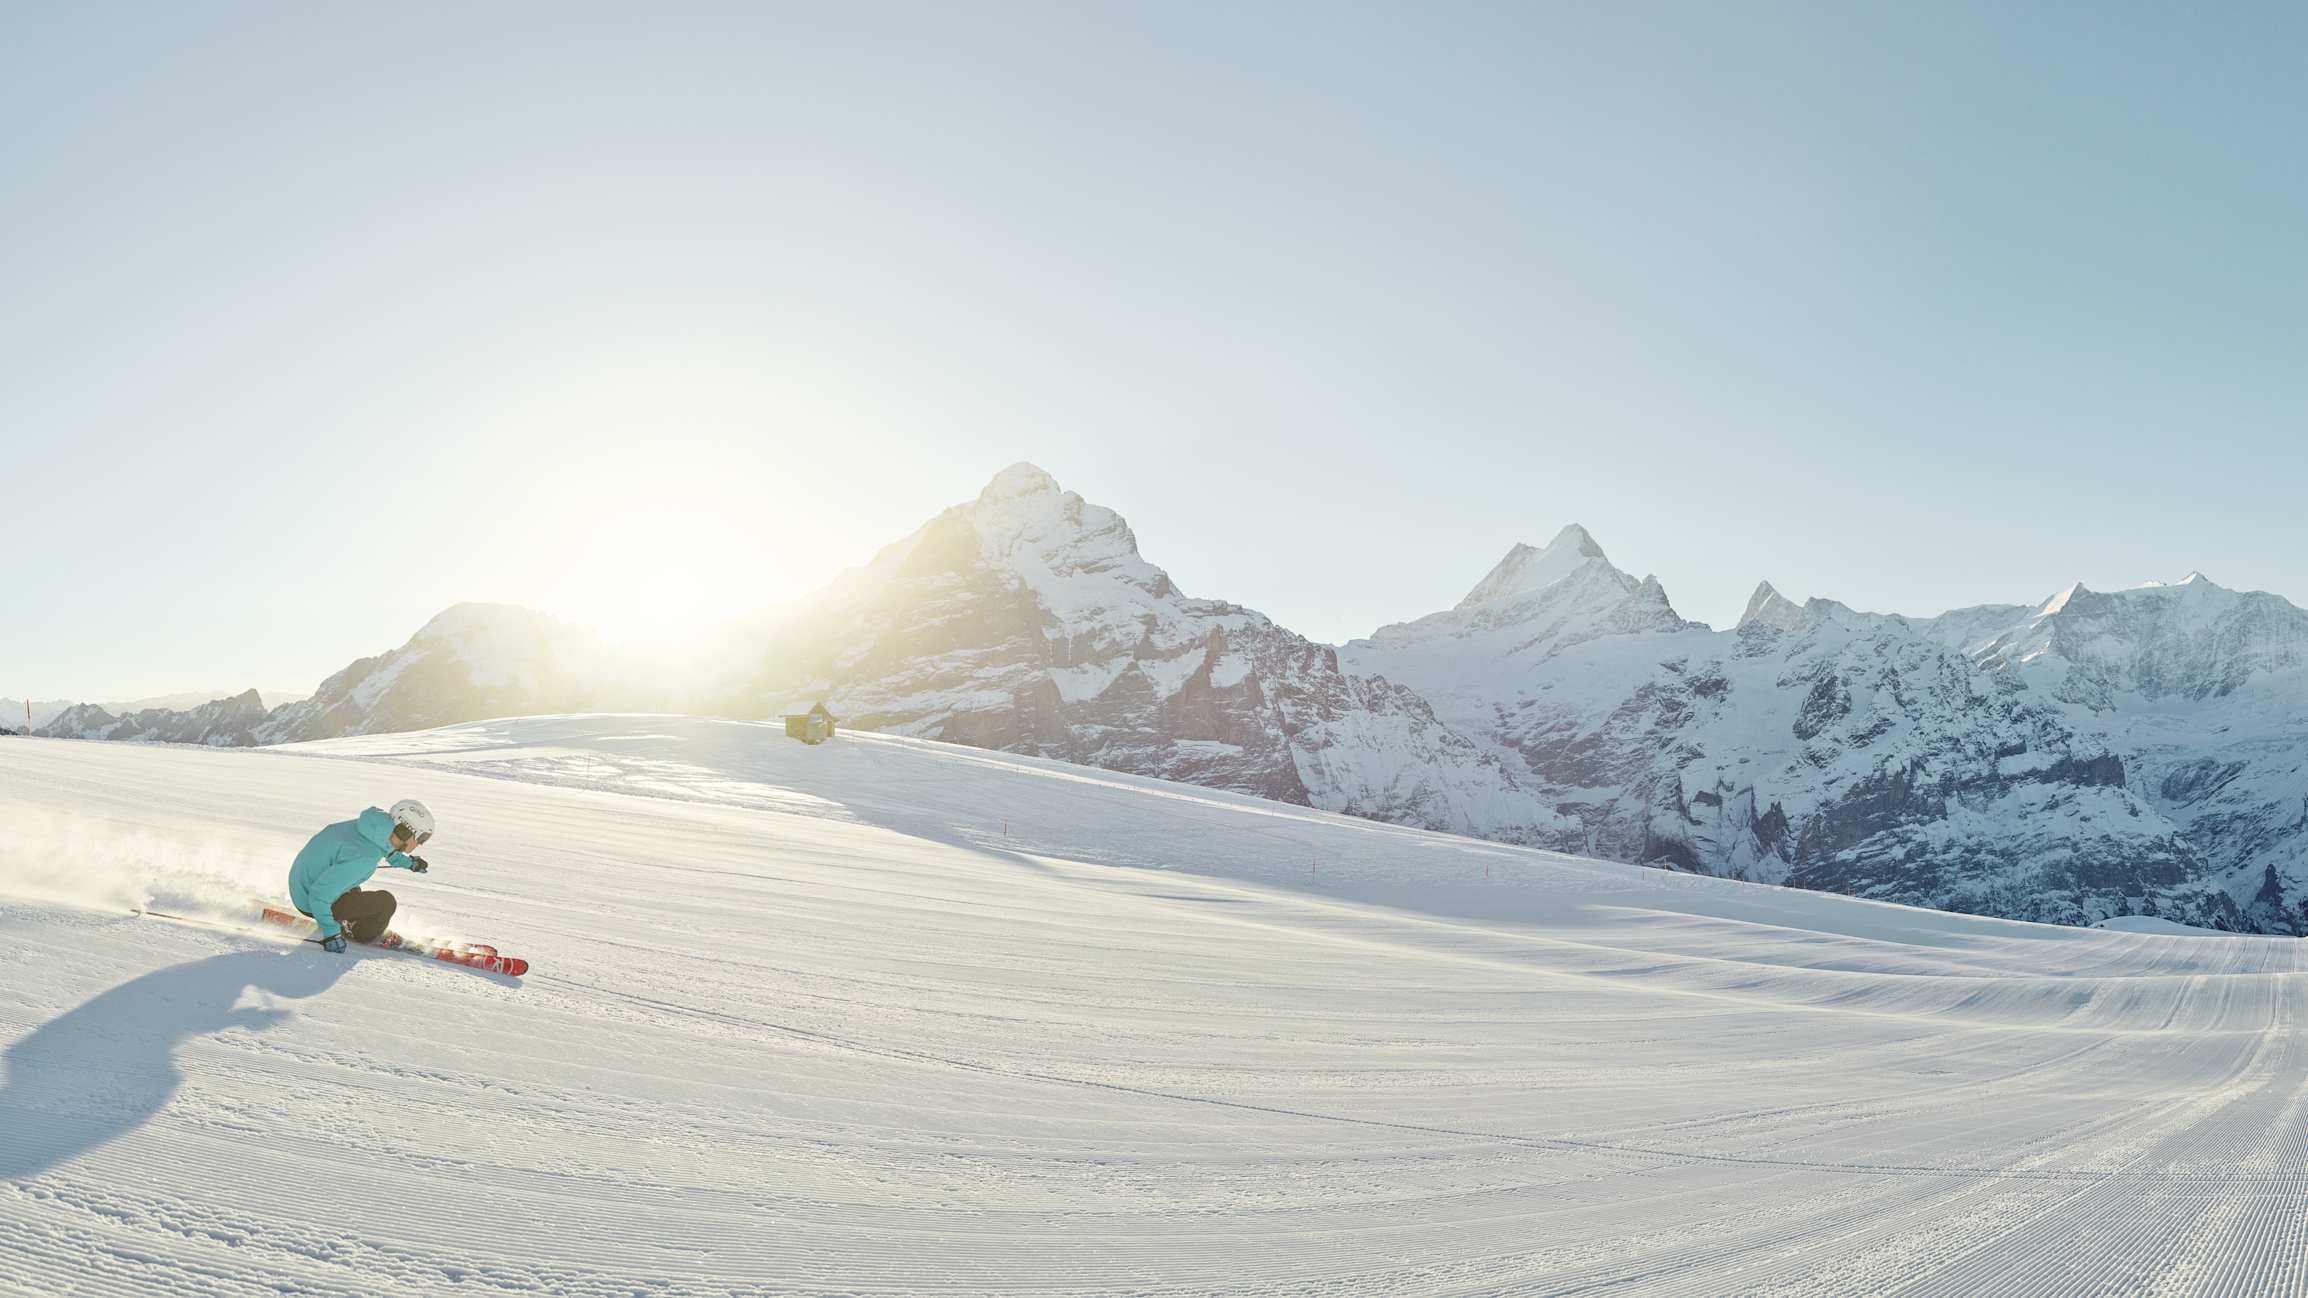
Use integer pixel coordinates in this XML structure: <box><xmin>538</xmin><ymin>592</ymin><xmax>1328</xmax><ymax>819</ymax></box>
<box><xmin>3</xmin><ymin>715</ymin><xmax>2307</xmax><ymax>1296</ymax></box>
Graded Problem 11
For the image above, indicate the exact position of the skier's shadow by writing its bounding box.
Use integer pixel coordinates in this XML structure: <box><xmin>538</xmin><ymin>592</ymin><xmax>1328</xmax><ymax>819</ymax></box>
<box><xmin>0</xmin><ymin>946</ymin><xmax>354</xmax><ymax>1182</ymax></box>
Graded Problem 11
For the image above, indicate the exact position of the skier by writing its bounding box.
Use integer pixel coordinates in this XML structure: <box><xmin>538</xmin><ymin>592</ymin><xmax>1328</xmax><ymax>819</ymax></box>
<box><xmin>287</xmin><ymin>800</ymin><xmax>434</xmax><ymax>953</ymax></box>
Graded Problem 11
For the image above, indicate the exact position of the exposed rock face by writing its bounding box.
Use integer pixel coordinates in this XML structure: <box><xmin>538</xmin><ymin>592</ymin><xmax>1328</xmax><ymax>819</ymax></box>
<box><xmin>748</xmin><ymin>464</ymin><xmax>1566</xmax><ymax>842</ymax></box>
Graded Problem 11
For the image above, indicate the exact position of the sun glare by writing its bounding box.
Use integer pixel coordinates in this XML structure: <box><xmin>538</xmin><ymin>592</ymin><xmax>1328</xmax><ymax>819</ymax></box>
<box><xmin>542</xmin><ymin>507</ymin><xmax>754</xmax><ymax>653</ymax></box>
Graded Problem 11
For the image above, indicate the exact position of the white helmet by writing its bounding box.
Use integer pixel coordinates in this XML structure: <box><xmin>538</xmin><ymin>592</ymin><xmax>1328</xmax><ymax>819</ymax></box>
<box><xmin>389</xmin><ymin>798</ymin><xmax>436</xmax><ymax>845</ymax></box>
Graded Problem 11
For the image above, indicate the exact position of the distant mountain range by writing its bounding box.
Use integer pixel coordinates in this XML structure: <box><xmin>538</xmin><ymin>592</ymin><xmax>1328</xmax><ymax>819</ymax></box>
<box><xmin>1343</xmin><ymin>530</ymin><xmax>2307</xmax><ymax>932</ymax></box>
<box><xmin>28</xmin><ymin>464</ymin><xmax>2308</xmax><ymax>933</ymax></box>
<box><xmin>4</xmin><ymin>690</ymin><xmax>310</xmax><ymax>733</ymax></box>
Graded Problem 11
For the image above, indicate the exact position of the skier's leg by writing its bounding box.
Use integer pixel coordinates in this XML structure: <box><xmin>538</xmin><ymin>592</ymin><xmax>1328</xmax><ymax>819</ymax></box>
<box><xmin>330</xmin><ymin>887</ymin><xmax>399</xmax><ymax>944</ymax></box>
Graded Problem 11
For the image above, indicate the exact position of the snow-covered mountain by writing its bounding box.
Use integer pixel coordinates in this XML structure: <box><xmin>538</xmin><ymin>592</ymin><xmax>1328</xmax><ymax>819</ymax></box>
<box><xmin>6</xmin><ymin>692</ymin><xmax>306</xmax><ymax>739</ymax></box>
<box><xmin>36</xmin><ymin>605</ymin><xmax>633</xmax><ymax>748</ymax></box>
<box><xmin>1345</xmin><ymin>537</ymin><xmax>2305</xmax><ymax>932</ymax></box>
<box><xmin>744</xmin><ymin>464</ymin><xmax>1564</xmax><ymax>841</ymax></box>
<box><xmin>253</xmin><ymin>604</ymin><xmax>627</xmax><ymax>744</ymax></box>
<box><xmin>29</xmin><ymin>465</ymin><xmax>2308</xmax><ymax>932</ymax></box>
<box><xmin>1917</xmin><ymin>574</ymin><xmax>2308</xmax><ymax>931</ymax></box>
<box><xmin>29</xmin><ymin>472</ymin><xmax>1552</xmax><ymax>843</ymax></box>
<box><xmin>38</xmin><ymin>690</ymin><xmax>275</xmax><ymax>747</ymax></box>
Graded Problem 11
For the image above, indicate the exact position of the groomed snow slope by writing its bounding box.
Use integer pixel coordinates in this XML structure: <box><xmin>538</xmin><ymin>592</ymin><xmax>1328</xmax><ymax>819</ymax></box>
<box><xmin>4</xmin><ymin>716</ymin><xmax>2307</xmax><ymax>1297</ymax></box>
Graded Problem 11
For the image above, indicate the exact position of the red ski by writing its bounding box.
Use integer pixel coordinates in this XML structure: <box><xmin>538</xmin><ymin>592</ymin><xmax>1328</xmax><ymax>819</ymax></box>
<box><xmin>260</xmin><ymin>904</ymin><xmax>528</xmax><ymax>977</ymax></box>
<box><xmin>378</xmin><ymin>931</ymin><xmax>529</xmax><ymax>977</ymax></box>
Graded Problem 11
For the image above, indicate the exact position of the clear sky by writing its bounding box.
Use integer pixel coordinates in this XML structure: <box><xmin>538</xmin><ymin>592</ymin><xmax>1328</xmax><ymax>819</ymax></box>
<box><xmin>6</xmin><ymin>2</ymin><xmax>2304</xmax><ymax>700</ymax></box>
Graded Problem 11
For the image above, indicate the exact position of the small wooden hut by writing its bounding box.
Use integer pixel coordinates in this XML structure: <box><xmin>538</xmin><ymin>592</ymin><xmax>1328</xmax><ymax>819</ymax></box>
<box><xmin>782</xmin><ymin>702</ymin><xmax>838</xmax><ymax>745</ymax></box>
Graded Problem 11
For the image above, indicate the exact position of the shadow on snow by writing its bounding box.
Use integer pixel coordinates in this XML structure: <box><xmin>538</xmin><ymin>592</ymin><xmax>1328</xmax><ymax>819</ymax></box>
<box><xmin>0</xmin><ymin>946</ymin><xmax>356</xmax><ymax>1182</ymax></box>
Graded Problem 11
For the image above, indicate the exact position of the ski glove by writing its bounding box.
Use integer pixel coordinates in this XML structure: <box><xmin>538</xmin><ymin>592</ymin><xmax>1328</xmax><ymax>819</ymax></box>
<box><xmin>320</xmin><ymin>932</ymin><xmax>348</xmax><ymax>954</ymax></box>
<box><xmin>407</xmin><ymin>855</ymin><xmax>429</xmax><ymax>874</ymax></box>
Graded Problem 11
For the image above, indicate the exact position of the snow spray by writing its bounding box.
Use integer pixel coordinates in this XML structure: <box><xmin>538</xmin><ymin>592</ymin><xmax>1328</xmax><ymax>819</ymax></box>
<box><xmin>0</xmin><ymin>804</ymin><xmax>287</xmax><ymax>921</ymax></box>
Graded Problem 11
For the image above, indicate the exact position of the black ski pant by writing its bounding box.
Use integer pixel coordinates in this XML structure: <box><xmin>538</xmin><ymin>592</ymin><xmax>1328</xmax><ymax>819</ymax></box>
<box><xmin>300</xmin><ymin>886</ymin><xmax>398</xmax><ymax>944</ymax></box>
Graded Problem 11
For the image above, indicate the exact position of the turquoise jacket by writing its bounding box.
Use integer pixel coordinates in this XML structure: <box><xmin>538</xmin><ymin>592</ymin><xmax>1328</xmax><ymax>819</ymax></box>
<box><xmin>288</xmin><ymin>807</ymin><xmax>418</xmax><ymax>938</ymax></box>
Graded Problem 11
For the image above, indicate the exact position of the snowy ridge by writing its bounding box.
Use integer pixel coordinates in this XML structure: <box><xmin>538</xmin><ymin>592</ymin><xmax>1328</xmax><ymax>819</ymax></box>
<box><xmin>36</xmin><ymin>606</ymin><xmax>635</xmax><ymax>748</ymax></box>
<box><xmin>1346</xmin><ymin>533</ymin><xmax>2308</xmax><ymax>932</ymax></box>
<box><xmin>7</xmin><ymin>718</ymin><xmax>2308</xmax><ymax>1295</ymax></box>
<box><xmin>1363</xmin><ymin>524</ymin><xmax>1694</xmax><ymax>655</ymax></box>
<box><xmin>251</xmin><ymin>603</ymin><xmax>627</xmax><ymax>743</ymax></box>
<box><xmin>1959</xmin><ymin>573</ymin><xmax>2308</xmax><ymax>705</ymax></box>
<box><xmin>36</xmin><ymin>690</ymin><xmax>272</xmax><ymax>747</ymax></box>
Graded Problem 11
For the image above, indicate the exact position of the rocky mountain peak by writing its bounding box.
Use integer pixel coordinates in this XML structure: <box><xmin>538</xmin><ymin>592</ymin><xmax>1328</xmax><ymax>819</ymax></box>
<box><xmin>977</xmin><ymin>462</ymin><xmax>1062</xmax><ymax>505</ymax></box>
<box><xmin>1454</xmin><ymin>524</ymin><xmax>1615</xmax><ymax>611</ymax></box>
<box><xmin>1546</xmin><ymin>522</ymin><xmax>1605</xmax><ymax>558</ymax></box>
<box><xmin>2036</xmin><ymin>582</ymin><xmax>2091</xmax><ymax>618</ymax></box>
<box><xmin>1738</xmin><ymin>581</ymin><xmax>1810</xmax><ymax>634</ymax></box>
<box><xmin>941</xmin><ymin>464</ymin><xmax>1172</xmax><ymax>613</ymax></box>
<box><xmin>1613</xmin><ymin>574</ymin><xmax>1691</xmax><ymax>631</ymax></box>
